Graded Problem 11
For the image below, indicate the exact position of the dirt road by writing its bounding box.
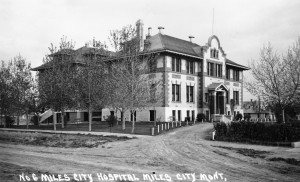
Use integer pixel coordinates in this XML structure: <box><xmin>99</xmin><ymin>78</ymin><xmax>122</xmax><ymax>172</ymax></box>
<box><xmin>0</xmin><ymin>123</ymin><xmax>299</xmax><ymax>182</ymax></box>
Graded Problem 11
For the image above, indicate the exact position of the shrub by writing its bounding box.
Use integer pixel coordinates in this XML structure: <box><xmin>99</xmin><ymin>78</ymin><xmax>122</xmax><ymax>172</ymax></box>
<box><xmin>214</xmin><ymin>121</ymin><xmax>300</xmax><ymax>142</ymax></box>
<box><xmin>244</xmin><ymin>113</ymin><xmax>251</xmax><ymax>121</ymax></box>
<box><xmin>234</xmin><ymin>113</ymin><xmax>243</xmax><ymax>121</ymax></box>
<box><xmin>5</xmin><ymin>116</ymin><xmax>15</xmax><ymax>127</ymax></box>
<box><xmin>196</xmin><ymin>113</ymin><xmax>206</xmax><ymax>122</ymax></box>
<box><xmin>105</xmin><ymin>115</ymin><xmax>118</xmax><ymax>127</ymax></box>
<box><xmin>30</xmin><ymin>115</ymin><xmax>39</xmax><ymax>126</ymax></box>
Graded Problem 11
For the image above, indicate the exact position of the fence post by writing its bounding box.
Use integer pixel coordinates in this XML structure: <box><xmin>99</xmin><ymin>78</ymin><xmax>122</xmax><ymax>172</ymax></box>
<box><xmin>151</xmin><ymin>127</ymin><xmax>154</xmax><ymax>136</ymax></box>
<box><xmin>162</xmin><ymin>124</ymin><xmax>164</xmax><ymax>131</ymax></box>
<box><xmin>186</xmin><ymin>120</ymin><xmax>188</xmax><ymax>126</ymax></box>
<box><xmin>157</xmin><ymin>125</ymin><xmax>160</xmax><ymax>134</ymax></box>
<box><xmin>165</xmin><ymin>123</ymin><xmax>167</xmax><ymax>130</ymax></box>
<box><xmin>172</xmin><ymin>121</ymin><xmax>174</xmax><ymax>128</ymax></box>
<box><xmin>212</xmin><ymin>130</ymin><xmax>216</xmax><ymax>140</ymax></box>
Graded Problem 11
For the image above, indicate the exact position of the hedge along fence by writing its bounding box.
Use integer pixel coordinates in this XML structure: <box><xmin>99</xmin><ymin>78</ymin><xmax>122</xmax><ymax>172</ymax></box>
<box><xmin>214</xmin><ymin>121</ymin><xmax>300</xmax><ymax>142</ymax></box>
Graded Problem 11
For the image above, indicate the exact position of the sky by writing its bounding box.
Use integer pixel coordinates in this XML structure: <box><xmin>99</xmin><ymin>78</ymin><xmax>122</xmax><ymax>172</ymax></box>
<box><xmin>1</xmin><ymin>0</ymin><xmax>300</xmax><ymax>101</ymax></box>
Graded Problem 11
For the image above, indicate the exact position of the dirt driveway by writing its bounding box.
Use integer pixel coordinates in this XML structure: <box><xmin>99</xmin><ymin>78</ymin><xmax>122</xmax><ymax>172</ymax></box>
<box><xmin>0</xmin><ymin>123</ymin><xmax>299</xmax><ymax>182</ymax></box>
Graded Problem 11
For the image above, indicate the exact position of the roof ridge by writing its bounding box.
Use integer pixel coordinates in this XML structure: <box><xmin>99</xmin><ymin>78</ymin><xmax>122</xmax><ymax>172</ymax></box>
<box><xmin>161</xmin><ymin>34</ymin><xmax>200</xmax><ymax>47</ymax></box>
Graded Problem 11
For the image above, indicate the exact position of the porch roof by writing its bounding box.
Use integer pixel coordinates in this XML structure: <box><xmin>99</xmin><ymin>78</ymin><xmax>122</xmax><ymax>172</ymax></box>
<box><xmin>208</xmin><ymin>82</ymin><xmax>228</xmax><ymax>91</ymax></box>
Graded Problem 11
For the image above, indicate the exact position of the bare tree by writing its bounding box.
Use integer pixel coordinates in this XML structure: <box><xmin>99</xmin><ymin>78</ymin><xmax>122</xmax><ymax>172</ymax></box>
<box><xmin>108</xmin><ymin>23</ymin><xmax>161</xmax><ymax>133</ymax></box>
<box><xmin>246</xmin><ymin>38</ymin><xmax>300</xmax><ymax>123</ymax></box>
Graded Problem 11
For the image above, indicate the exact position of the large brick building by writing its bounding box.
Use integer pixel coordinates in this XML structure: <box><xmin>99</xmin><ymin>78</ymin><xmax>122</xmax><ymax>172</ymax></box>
<box><xmin>34</xmin><ymin>20</ymin><xmax>249</xmax><ymax>123</ymax></box>
<box><xmin>101</xmin><ymin>20</ymin><xmax>250</xmax><ymax>122</ymax></box>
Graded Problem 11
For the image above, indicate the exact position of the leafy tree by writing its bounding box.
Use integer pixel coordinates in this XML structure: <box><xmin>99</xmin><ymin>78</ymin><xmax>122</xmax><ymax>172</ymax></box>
<box><xmin>37</xmin><ymin>36</ymin><xmax>77</xmax><ymax>130</ymax></box>
<box><xmin>246</xmin><ymin>38</ymin><xmax>300</xmax><ymax>123</ymax></box>
<box><xmin>0</xmin><ymin>60</ymin><xmax>13</xmax><ymax>126</ymax></box>
<box><xmin>0</xmin><ymin>56</ymin><xmax>36</xmax><ymax>128</ymax></box>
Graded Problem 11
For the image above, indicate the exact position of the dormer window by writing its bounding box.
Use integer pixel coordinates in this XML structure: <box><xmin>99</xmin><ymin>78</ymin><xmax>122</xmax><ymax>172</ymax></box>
<box><xmin>210</xmin><ymin>48</ymin><xmax>219</xmax><ymax>59</ymax></box>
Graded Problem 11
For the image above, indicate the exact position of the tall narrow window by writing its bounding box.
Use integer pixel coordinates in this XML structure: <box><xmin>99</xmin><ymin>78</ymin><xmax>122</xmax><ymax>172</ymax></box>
<box><xmin>192</xmin><ymin>111</ymin><xmax>195</xmax><ymax>121</ymax></box>
<box><xmin>210</xmin><ymin>48</ymin><xmax>219</xmax><ymax>59</ymax></box>
<box><xmin>186</xmin><ymin>60</ymin><xmax>194</xmax><ymax>74</ymax></box>
<box><xmin>172</xmin><ymin>110</ymin><xmax>176</xmax><ymax>121</ymax></box>
<box><xmin>172</xmin><ymin>84</ymin><xmax>181</xmax><ymax>102</ymax></box>
<box><xmin>186</xmin><ymin>110</ymin><xmax>190</xmax><ymax>121</ymax></box>
<box><xmin>207</xmin><ymin>62</ymin><xmax>214</xmax><ymax>76</ymax></box>
<box><xmin>233</xmin><ymin>91</ymin><xmax>239</xmax><ymax>105</ymax></box>
<box><xmin>172</xmin><ymin>57</ymin><xmax>181</xmax><ymax>72</ymax></box>
<box><xmin>226</xmin><ymin>68</ymin><xmax>230</xmax><ymax>79</ymax></box>
<box><xmin>177</xmin><ymin>110</ymin><xmax>181</xmax><ymax>121</ymax></box>
<box><xmin>233</xmin><ymin>70</ymin><xmax>240</xmax><ymax>81</ymax></box>
<box><xmin>186</xmin><ymin>85</ymin><xmax>194</xmax><ymax>102</ymax></box>
<box><xmin>216</xmin><ymin>64</ymin><xmax>222</xmax><ymax>77</ymax></box>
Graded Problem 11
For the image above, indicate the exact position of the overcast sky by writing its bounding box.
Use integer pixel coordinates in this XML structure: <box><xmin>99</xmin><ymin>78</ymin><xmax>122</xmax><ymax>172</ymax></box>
<box><xmin>1</xmin><ymin>0</ymin><xmax>300</xmax><ymax>101</ymax></box>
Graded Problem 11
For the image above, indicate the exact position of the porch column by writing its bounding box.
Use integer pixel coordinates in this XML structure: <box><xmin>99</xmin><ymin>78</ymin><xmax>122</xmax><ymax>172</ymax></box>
<box><xmin>220</xmin><ymin>91</ymin><xmax>225</xmax><ymax>114</ymax></box>
<box><xmin>211</xmin><ymin>91</ymin><xmax>217</xmax><ymax>114</ymax></box>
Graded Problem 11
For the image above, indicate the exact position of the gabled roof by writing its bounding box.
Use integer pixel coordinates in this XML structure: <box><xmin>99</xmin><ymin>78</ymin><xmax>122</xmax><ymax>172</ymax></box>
<box><xmin>208</xmin><ymin>82</ymin><xmax>229</xmax><ymax>91</ymax></box>
<box><xmin>146</xmin><ymin>33</ymin><xmax>202</xmax><ymax>58</ymax></box>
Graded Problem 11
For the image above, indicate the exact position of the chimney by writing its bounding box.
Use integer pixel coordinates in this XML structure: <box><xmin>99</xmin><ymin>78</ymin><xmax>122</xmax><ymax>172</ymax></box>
<box><xmin>146</xmin><ymin>27</ymin><xmax>152</xmax><ymax>39</ymax></box>
<box><xmin>136</xmin><ymin>19</ymin><xmax>144</xmax><ymax>51</ymax></box>
<box><xmin>188</xmin><ymin>36</ymin><xmax>195</xmax><ymax>43</ymax></box>
<box><xmin>158</xmin><ymin>26</ymin><xmax>164</xmax><ymax>34</ymax></box>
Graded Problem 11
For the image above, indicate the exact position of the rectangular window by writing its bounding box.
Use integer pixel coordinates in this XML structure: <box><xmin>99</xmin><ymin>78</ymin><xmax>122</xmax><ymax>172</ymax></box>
<box><xmin>172</xmin><ymin>57</ymin><xmax>181</xmax><ymax>72</ymax></box>
<box><xmin>172</xmin><ymin>84</ymin><xmax>181</xmax><ymax>102</ymax></box>
<box><xmin>172</xmin><ymin>110</ymin><xmax>176</xmax><ymax>121</ymax></box>
<box><xmin>177</xmin><ymin>110</ymin><xmax>181</xmax><ymax>121</ymax></box>
<box><xmin>233</xmin><ymin>91</ymin><xmax>239</xmax><ymax>105</ymax></box>
<box><xmin>186</xmin><ymin>60</ymin><xmax>194</xmax><ymax>74</ymax></box>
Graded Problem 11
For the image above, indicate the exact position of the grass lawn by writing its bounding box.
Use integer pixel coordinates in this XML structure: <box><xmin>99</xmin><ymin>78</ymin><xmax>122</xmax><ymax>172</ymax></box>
<box><xmin>6</xmin><ymin>120</ymin><xmax>197</xmax><ymax>135</ymax></box>
<box><xmin>0</xmin><ymin>130</ymin><xmax>131</xmax><ymax>148</ymax></box>
<box><xmin>7</xmin><ymin>121</ymin><xmax>158</xmax><ymax>135</ymax></box>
